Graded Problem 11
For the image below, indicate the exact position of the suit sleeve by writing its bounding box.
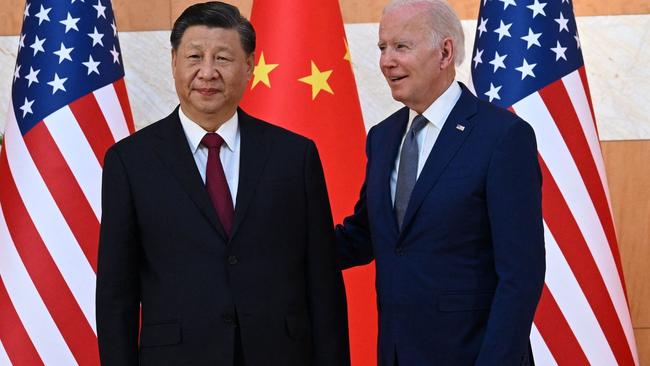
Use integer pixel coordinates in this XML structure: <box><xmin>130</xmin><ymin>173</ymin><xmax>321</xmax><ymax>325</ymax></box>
<box><xmin>334</xmin><ymin>128</ymin><xmax>375</xmax><ymax>269</ymax></box>
<box><xmin>96</xmin><ymin>147</ymin><xmax>141</xmax><ymax>366</ymax></box>
<box><xmin>476</xmin><ymin>120</ymin><xmax>546</xmax><ymax>365</ymax></box>
<box><xmin>303</xmin><ymin>141</ymin><xmax>351</xmax><ymax>366</ymax></box>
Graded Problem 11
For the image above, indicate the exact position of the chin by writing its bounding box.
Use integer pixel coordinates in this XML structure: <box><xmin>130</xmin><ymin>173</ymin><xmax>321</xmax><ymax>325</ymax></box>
<box><xmin>194</xmin><ymin>99</ymin><xmax>223</xmax><ymax>111</ymax></box>
<box><xmin>200</xmin><ymin>107</ymin><xmax>225</xmax><ymax>116</ymax></box>
<box><xmin>391</xmin><ymin>93</ymin><xmax>406</xmax><ymax>104</ymax></box>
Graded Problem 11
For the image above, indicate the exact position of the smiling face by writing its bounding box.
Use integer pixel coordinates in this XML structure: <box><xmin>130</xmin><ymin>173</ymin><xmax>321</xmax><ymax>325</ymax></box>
<box><xmin>378</xmin><ymin>3</ymin><xmax>455</xmax><ymax>113</ymax></box>
<box><xmin>172</xmin><ymin>25</ymin><xmax>254</xmax><ymax>130</ymax></box>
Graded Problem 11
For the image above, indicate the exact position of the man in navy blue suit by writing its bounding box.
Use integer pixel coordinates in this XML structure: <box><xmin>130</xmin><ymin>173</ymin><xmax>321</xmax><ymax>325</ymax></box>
<box><xmin>336</xmin><ymin>0</ymin><xmax>545</xmax><ymax>365</ymax></box>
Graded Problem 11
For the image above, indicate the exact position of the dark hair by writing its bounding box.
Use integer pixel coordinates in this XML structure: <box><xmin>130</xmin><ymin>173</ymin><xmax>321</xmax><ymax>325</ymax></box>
<box><xmin>170</xmin><ymin>1</ymin><xmax>256</xmax><ymax>55</ymax></box>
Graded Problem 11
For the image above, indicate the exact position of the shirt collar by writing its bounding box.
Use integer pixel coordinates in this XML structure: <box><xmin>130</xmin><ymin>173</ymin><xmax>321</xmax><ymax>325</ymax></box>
<box><xmin>408</xmin><ymin>81</ymin><xmax>462</xmax><ymax>130</ymax></box>
<box><xmin>178</xmin><ymin>107</ymin><xmax>239</xmax><ymax>153</ymax></box>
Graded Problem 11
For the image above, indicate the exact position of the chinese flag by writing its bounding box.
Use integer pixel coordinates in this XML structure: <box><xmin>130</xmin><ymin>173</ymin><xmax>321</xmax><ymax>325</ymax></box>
<box><xmin>240</xmin><ymin>1</ymin><xmax>376</xmax><ymax>364</ymax></box>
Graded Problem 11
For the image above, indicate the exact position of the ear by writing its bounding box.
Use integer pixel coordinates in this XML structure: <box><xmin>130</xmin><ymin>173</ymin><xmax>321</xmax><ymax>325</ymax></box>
<box><xmin>171</xmin><ymin>49</ymin><xmax>178</xmax><ymax>77</ymax></box>
<box><xmin>245</xmin><ymin>52</ymin><xmax>255</xmax><ymax>81</ymax></box>
<box><xmin>439</xmin><ymin>37</ymin><xmax>455</xmax><ymax>69</ymax></box>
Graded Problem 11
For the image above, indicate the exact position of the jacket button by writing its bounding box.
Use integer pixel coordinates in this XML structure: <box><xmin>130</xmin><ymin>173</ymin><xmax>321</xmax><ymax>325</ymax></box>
<box><xmin>228</xmin><ymin>255</ymin><xmax>238</xmax><ymax>265</ymax></box>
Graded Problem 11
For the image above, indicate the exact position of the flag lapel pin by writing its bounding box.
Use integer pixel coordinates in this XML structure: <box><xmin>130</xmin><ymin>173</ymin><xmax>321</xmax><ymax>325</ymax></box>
<box><xmin>456</xmin><ymin>124</ymin><xmax>465</xmax><ymax>132</ymax></box>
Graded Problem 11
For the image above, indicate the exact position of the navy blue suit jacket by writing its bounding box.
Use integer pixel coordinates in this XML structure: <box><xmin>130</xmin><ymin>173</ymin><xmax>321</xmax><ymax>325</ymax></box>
<box><xmin>337</xmin><ymin>84</ymin><xmax>545</xmax><ymax>366</ymax></box>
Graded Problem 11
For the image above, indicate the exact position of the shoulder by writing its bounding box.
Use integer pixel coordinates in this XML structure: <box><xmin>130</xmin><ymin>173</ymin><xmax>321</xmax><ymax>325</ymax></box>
<box><xmin>477</xmin><ymin>98</ymin><xmax>518</xmax><ymax>124</ymax></box>
<box><xmin>108</xmin><ymin>109</ymin><xmax>176</xmax><ymax>154</ymax></box>
<box><xmin>240</xmin><ymin>110</ymin><xmax>315</xmax><ymax>150</ymax></box>
<box><xmin>472</xmin><ymin>97</ymin><xmax>536</xmax><ymax>141</ymax></box>
<box><xmin>467</xmin><ymin>99</ymin><xmax>539</xmax><ymax>163</ymax></box>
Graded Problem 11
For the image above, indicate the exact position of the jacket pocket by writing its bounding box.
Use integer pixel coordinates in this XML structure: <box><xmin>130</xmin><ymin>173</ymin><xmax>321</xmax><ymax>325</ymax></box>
<box><xmin>437</xmin><ymin>292</ymin><xmax>494</xmax><ymax>312</ymax></box>
<box><xmin>140</xmin><ymin>322</ymin><xmax>181</xmax><ymax>347</ymax></box>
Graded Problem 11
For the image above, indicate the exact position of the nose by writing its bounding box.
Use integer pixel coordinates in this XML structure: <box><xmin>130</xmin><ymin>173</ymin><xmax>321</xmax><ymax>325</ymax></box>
<box><xmin>380</xmin><ymin>49</ymin><xmax>396</xmax><ymax>70</ymax></box>
<box><xmin>197</xmin><ymin>58</ymin><xmax>219</xmax><ymax>80</ymax></box>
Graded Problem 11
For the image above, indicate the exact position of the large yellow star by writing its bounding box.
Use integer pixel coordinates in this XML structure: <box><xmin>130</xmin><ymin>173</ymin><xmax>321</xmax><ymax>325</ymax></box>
<box><xmin>298</xmin><ymin>61</ymin><xmax>333</xmax><ymax>100</ymax></box>
<box><xmin>251</xmin><ymin>52</ymin><xmax>279</xmax><ymax>89</ymax></box>
<box><xmin>343</xmin><ymin>38</ymin><xmax>351</xmax><ymax>62</ymax></box>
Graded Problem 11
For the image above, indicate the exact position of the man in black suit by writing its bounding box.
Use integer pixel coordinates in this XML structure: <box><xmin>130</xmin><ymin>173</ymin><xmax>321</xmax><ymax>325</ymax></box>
<box><xmin>95</xmin><ymin>2</ymin><xmax>350</xmax><ymax>365</ymax></box>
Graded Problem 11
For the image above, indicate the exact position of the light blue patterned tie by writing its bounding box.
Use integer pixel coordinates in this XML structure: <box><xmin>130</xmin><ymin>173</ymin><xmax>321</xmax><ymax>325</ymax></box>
<box><xmin>394</xmin><ymin>114</ymin><xmax>428</xmax><ymax>230</ymax></box>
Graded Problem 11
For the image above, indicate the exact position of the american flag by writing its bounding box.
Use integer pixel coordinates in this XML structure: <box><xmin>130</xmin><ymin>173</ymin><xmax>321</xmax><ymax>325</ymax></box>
<box><xmin>0</xmin><ymin>0</ymin><xmax>133</xmax><ymax>364</ymax></box>
<box><xmin>471</xmin><ymin>0</ymin><xmax>638</xmax><ymax>364</ymax></box>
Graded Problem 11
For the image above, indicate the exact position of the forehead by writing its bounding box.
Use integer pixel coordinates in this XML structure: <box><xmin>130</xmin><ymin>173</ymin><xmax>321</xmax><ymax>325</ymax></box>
<box><xmin>178</xmin><ymin>25</ymin><xmax>242</xmax><ymax>50</ymax></box>
<box><xmin>379</xmin><ymin>5</ymin><xmax>431</xmax><ymax>41</ymax></box>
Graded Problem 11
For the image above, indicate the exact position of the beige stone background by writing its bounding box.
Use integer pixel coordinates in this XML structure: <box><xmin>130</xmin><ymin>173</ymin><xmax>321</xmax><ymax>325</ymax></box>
<box><xmin>0</xmin><ymin>0</ymin><xmax>648</xmax><ymax>363</ymax></box>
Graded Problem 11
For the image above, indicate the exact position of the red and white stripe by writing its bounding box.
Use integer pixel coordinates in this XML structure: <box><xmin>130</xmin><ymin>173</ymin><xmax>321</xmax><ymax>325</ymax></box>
<box><xmin>509</xmin><ymin>67</ymin><xmax>638</xmax><ymax>365</ymax></box>
<box><xmin>0</xmin><ymin>340</ymin><xmax>13</xmax><ymax>366</ymax></box>
<box><xmin>0</xmin><ymin>79</ymin><xmax>134</xmax><ymax>365</ymax></box>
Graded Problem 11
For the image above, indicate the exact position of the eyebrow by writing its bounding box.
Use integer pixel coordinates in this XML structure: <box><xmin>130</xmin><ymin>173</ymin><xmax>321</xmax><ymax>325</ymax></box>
<box><xmin>185</xmin><ymin>43</ymin><xmax>234</xmax><ymax>53</ymax></box>
<box><xmin>377</xmin><ymin>39</ymin><xmax>414</xmax><ymax>47</ymax></box>
<box><xmin>185</xmin><ymin>43</ymin><xmax>203</xmax><ymax>50</ymax></box>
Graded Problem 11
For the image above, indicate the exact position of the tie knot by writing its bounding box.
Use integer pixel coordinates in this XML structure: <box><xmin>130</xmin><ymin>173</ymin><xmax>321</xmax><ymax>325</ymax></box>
<box><xmin>201</xmin><ymin>133</ymin><xmax>224</xmax><ymax>149</ymax></box>
<box><xmin>410</xmin><ymin>115</ymin><xmax>428</xmax><ymax>134</ymax></box>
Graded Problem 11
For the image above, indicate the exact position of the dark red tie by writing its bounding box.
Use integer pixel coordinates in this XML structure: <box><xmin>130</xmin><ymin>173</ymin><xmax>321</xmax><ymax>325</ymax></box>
<box><xmin>201</xmin><ymin>133</ymin><xmax>234</xmax><ymax>236</ymax></box>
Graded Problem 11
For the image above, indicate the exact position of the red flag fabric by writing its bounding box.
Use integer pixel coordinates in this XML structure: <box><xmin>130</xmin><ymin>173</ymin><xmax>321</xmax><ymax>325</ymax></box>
<box><xmin>240</xmin><ymin>1</ymin><xmax>375</xmax><ymax>364</ymax></box>
<box><xmin>0</xmin><ymin>0</ymin><xmax>133</xmax><ymax>364</ymax></box>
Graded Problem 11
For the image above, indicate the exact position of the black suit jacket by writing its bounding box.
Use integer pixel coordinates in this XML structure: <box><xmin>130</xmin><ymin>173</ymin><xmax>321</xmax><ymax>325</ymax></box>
<box><xmin>96</xmin><ymin>108</ymin><xmax>350</xmax><ymax>366</ymax></box>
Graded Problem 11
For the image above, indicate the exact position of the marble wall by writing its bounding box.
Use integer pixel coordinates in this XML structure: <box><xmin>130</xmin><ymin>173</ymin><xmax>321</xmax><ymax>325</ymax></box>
<box><xmin>1</xmin><ymin>14</ymin><xmax>648</xmax><ymax>140</ymax></box>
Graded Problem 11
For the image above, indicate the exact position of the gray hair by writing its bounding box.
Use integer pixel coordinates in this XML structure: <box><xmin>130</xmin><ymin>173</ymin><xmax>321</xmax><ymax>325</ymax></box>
<box><xmin>384</xmin><ymin>0</ymin><xmax>465</xmax><ymax>66</ymax></box>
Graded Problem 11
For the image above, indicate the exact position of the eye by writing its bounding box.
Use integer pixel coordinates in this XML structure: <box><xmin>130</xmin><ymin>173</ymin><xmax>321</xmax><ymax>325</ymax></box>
<box><xmin>188</xmin><ymin>54</ymin><xmax>200</xmax><ymax>60</ymax></box>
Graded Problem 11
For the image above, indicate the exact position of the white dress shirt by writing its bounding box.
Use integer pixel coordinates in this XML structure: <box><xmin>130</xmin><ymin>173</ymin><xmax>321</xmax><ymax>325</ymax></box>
<box><xmin>178</xmin><ymin>108</ymin><xmax>241</xmax><ymax>206</ymax></box>
<box><xmin>390</xmin><ymin>81</ymin><xmax>462</xmax><ymax>204</ymax></box>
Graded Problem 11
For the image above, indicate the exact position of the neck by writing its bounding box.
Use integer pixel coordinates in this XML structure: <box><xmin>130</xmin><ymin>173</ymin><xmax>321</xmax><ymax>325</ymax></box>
<box><xmin>413</xmin><ymin>75</ymin><xmax>455</xmax><ymax>114</ymax></box>
<box><xmin>180</xmin><ymin>106</ymin><xmax>237</xmax><ymax>132</ymax></box>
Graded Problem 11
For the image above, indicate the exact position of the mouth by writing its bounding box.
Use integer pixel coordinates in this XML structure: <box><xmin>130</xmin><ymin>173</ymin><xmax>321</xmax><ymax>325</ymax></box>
<box><xmin>195</xmin><ymin>88</ymin><xmax>221</xmax><ymax>96</ymax></box>
<box><xmin>387</xmin><ymin>75</ymin><xmax>408</xmax><ymax>84</ymax></box>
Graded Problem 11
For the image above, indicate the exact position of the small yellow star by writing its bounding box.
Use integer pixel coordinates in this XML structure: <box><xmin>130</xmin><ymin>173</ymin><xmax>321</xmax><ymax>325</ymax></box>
<box><xmin>251</xmin><ymin>52</ymin><xmax>279</xmax><ymax>89</ymax></box>
<box><xmin>298</xmin><ymin>61</ymin><xmax>333</xmax><ymax>100</ymax></box>
<box><xmin>343</xmin><ymin>38</ymin><xmax>351</xmax><ymax>62</ymax></box>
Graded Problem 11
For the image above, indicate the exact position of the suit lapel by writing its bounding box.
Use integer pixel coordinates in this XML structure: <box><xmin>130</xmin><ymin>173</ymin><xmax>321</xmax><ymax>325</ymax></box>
<box><xmin>374</xmin><ymin>107</ymin><xmax>410</xmax><ymax>238</ymax></box>
<box><xmin>152</xmin><ymin>108</ymin><xmax>228</xmax><ymax>240</ymax></box>
<box><xmin>399</xmin><ymin>85</ymin><xmax>478</xmax><ymax>235</ymax></box>
<box><xmin>229</xmin><ymin>109</ymin><xmax>270</xmax><ymax>240</ymax></box>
